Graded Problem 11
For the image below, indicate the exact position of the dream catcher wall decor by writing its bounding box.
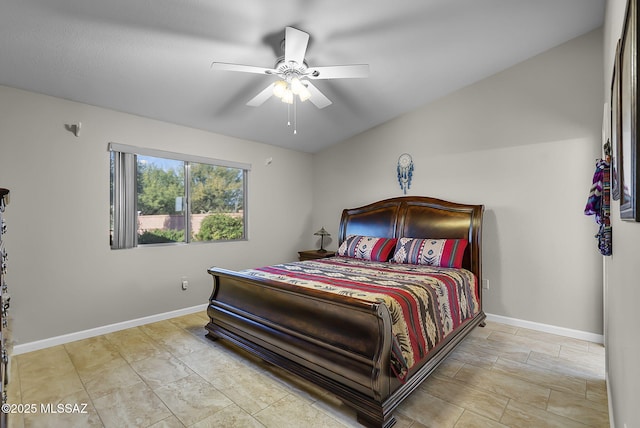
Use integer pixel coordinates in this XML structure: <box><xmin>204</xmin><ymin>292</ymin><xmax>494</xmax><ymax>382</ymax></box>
<box><xmin>397</xmin><ymin>153</ymin><xmax>413</xmax><ymax>194</ymax></box>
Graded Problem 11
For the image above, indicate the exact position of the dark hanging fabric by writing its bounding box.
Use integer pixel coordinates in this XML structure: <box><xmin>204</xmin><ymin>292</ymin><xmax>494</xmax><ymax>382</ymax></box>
<box><xmin>584</xmin><ymin>159</ymin><xmax>612</xmax><ymax>256</ymax></box>
<box><xmin>584</xmin><ymin>160</ymin><xmax>605</xmax><ymax>219</ymax></box>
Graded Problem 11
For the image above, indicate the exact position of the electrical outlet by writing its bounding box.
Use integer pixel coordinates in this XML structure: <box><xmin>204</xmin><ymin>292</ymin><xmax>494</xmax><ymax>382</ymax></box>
<box><xmin>482</xmin><ymin>279</ymin><xmax>489</xmax><ymax>290</ymax></box>
<box><xmin>181</xmin><ymin>277</ymin><xmax>188</xmax><ymax>290</ymax></box>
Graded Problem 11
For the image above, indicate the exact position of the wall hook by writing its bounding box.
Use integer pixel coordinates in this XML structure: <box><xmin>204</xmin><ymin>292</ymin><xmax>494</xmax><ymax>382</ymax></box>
<box><xmin>65</xmin><ymin>122</ymin><xmax>81</xmax><ymax>137</ymax></box>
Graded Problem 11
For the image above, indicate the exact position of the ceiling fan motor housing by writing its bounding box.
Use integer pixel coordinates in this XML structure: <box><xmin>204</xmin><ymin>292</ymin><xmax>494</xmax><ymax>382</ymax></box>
<box><xmin>271</xmin><ymin>58</ymin><xmax>313</xmax><ymax>80</ymax></box>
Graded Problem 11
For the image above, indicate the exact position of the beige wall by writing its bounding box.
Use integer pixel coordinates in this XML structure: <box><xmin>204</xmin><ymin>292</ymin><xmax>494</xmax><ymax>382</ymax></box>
<box><xmin>603</xmin><ymin>1</ymin><xmax>640</xmax><ymax>426</ymax></box>
<box><xmin>312</xmin><ymin>29</ymin><xmax>604</xmax><ymax>335</ymax></box>
<box><xmin>0</xmin><ymin>85</ymin><xmax>314</xmax><ymax>344</ymax></box>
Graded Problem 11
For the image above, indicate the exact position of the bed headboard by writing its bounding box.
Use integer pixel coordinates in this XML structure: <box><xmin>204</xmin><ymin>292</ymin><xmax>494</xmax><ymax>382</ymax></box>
<box><xmin>339</xmin><ymin>196</ymin><xmax>484</xmax><ymax>281</ymax></box>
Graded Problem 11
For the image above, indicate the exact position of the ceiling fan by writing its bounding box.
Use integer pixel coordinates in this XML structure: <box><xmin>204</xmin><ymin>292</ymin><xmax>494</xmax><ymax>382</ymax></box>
<box><xmin>211</xmin><ymin>26</ymin><xmax>369</xmax><ymax>110</ymax></box>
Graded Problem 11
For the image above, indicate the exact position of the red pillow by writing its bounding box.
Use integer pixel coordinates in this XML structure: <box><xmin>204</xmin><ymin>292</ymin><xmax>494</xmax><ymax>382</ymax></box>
<box><xmin>392</xmin><ymin>238</ymin><xmax>467</xmax><ymax>268</ymax></box>
<box><xmin>337</xmin><ymin>235</ymin><xmax>397</xmax><ymax>262</ymax></box>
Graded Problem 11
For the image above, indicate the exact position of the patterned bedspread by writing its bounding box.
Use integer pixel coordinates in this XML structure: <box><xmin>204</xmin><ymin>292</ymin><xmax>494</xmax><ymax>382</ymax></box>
<box><xmin>242</xmin><ymin>257</ymin><xmax>479</xmax><ymax>380</ymax></box>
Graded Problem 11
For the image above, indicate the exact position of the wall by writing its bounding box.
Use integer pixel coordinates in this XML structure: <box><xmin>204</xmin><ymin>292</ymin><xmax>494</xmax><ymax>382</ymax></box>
<box><xmin>312</xmin><ymin>29</ymin><xmax>604</xmax><ymax>335</ymax></box>
<box><xmin>603</xmin><ymin>0</ymin><xmax>640</xmax><ymax>426</ymax></box>
<box><xmin>0</xmin><ymin>85</ymin><xmax>313</xmax><ymax>344</ymax></box>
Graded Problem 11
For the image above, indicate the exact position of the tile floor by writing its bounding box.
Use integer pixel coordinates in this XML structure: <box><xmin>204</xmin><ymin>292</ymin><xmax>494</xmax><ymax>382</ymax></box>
<box><xmin>6</xmin><ymin>312</ymin><xmax>609</xmax><ymax>427</ymax></box>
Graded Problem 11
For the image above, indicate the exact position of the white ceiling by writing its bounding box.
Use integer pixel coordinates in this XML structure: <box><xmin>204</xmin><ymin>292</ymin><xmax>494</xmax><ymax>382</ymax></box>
<box><xmin>0</xmin><ymin>0</ymin><xmax>605</xmax><ymax>153</ymax></box>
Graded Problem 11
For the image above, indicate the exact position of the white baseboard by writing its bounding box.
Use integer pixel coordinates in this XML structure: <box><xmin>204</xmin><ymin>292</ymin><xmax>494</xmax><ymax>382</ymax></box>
<box><xmin>12</xmin><ymin>304</ymin><xmax>208</xmax><ymax>355</ymax></box>
<box><xmin>486</xmin><ymin>313</ymin><xmax>604</xmax><ymax>344</ymax></box>
<box><xmin>12</xmin><ymin>308</ymin><xmax>603</xmax><ymax>355</ymax></box>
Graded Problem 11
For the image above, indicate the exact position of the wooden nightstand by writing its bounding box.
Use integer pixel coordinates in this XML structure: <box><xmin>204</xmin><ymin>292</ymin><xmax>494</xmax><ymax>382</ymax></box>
<box><xmin>298</xmin><ymin>249</ymin><xmax>336</xmax><ymax>261</ymax></box>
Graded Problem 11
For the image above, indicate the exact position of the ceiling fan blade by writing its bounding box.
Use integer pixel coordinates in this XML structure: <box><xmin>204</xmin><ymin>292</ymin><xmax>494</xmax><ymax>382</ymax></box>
<box><xmin>284</xmin><ymin>27</ymin><xmax>309</xmax><ymax>66</ymax></box>
<box><xmin>246</xmin><ymin>83</ymin><xmax>276</xmax><ymax>107</ymax></box>
<box><xmin>211</xmin><ymin>62</ymin><xmax>275</xmax><ymax>75</ymax></box>
<box><xmin>303</xmin><ymin>81</ymin><xmax>332</xmax><ymax>109</ymax></box>
<box><xmin>307</xmin><ymin>64</ymin><xmax>369</xmax><ymax>79</ymax></box>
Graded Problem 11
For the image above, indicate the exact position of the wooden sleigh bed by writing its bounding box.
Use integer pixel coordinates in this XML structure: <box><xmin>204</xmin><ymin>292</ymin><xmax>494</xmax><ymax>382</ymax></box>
<box><xmin>206</xmin><ymin>196</ymin><xmax>485</xmax><ymax>427</ymax></box>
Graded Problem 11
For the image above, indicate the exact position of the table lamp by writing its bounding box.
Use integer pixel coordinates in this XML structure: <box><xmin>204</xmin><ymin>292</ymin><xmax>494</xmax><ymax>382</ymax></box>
<box><xmin>314</xmin><ymin>227</ymin><xmax>330</xmax><ymax>252</ymax></box>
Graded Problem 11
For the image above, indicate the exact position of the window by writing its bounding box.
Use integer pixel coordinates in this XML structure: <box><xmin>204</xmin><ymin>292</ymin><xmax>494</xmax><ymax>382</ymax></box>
<box><xmin>109</xmin><ymin>143</ymin><xmax>249</xmax><ymax>249</ymax></box>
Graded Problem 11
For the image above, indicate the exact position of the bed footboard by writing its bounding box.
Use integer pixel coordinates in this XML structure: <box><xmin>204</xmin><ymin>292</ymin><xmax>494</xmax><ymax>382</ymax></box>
<box><xmin>206</xmin><ymin>266</ymin><xmax>401</xmax><ymax>426</ymax></box>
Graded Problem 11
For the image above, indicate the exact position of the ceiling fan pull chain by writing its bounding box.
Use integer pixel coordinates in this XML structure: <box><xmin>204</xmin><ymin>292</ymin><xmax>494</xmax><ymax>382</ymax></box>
<box><xmin>293</xmin><ymin>96</ymin><xmax>297</xmax><ymax>135</ymax></box>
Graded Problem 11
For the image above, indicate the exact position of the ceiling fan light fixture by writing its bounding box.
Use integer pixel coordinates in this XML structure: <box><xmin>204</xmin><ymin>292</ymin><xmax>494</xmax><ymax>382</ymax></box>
<box><xmin>290</xmin><ymin>77</ymin><xmax>311</xmax><ymax>102</ymax></box>
<box><xmin>281</xmin><ymin>90</ymin><xmax>294</xmax><ymax>104</ymax></box>
<box><xmin>290</xmin><ymin>77</ymin><xmax>304</xmax><ymax>95</ymax></box>
<box><xmin>273</xmin><ymin>80</ymin><xmax>288</xmax><ymax>98</ymax></box>
<box><xmin>298</xmin><ymin>84</ymin><xmax>312</xmax><ymax>102</ymax></box>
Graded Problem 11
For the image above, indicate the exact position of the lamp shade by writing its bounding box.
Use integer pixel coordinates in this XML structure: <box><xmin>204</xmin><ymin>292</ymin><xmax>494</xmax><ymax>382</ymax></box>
<box><xmin>281</xmin><ymin>89</ymin><xmax>294</xmax><ymax>104</ymax></box>
<box><xmin>290</xmin><ymin>77</ymin><xmax>304</xmax><ymax>95</ymax></box>
<box><xmin>272</xmin><ymin>80</ymin><xmax>288</xmax><ymax>98</ymax></box>
<box><xmin>314</xmin><ymin>227</ymin><xmax>330</xmax><ymax>237</ymax></box>
<box><xmin>297</xmin><ymin>84</ymin><xmax>312</xmax><ymax>102</ymax></box>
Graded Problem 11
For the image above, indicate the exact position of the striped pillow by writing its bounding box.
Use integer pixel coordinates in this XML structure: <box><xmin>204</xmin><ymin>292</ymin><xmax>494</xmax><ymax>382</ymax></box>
<box><xmin>392</xmin><ymin>238</ymin><xmax>468</xmax><ymax>268</ymax></box>
<box><xmin>337</xmin><ymin>235</ymin><xmax>397</xmax><ymax>262</ymax></box>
